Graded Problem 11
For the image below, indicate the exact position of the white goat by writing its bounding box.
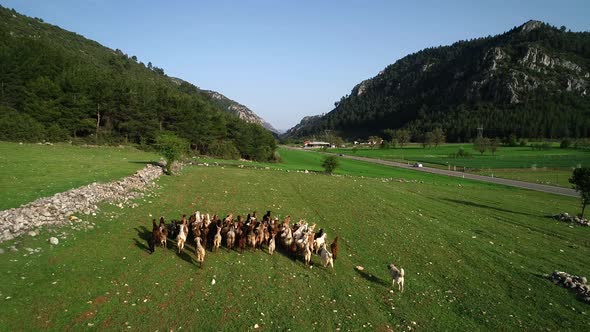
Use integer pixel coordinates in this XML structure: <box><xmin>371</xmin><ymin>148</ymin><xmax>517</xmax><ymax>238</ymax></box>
<box><xmin>320</xmin><ymin>244</ymin><xmax>334</xmax><ymax>268</ymax></box>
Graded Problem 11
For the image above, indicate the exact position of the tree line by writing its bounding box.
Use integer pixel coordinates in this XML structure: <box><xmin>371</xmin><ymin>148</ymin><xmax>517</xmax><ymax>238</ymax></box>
<box><xmin>0</xmin><ymin>6</ymin><xmax>277</xmax><ymax>161</ymax></box>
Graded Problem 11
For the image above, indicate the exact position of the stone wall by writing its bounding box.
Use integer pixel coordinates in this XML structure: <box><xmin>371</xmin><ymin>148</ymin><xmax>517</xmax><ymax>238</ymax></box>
<box><xmin>0</xmin><ymin>164</ymin><xmax>164</xmax><ymax>242</ymax></box>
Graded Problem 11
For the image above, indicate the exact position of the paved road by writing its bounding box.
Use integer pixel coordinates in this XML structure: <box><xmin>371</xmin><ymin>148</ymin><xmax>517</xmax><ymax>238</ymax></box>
<box><xmin>286</xmin><ymin>147</ymin><xmax>578</xmax><ymax>197</ymax></box>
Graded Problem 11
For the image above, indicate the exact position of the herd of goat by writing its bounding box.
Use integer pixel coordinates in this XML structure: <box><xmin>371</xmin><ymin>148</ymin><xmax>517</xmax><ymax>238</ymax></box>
<box><xmin>148</xmin><ymin>211</ymin><xmax>338</xmax><ymax>269</ymax></box>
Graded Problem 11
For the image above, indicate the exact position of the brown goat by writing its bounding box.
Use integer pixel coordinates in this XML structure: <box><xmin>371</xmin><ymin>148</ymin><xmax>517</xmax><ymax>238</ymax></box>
<box><xmin>330</xmin><ymin>236</ymin><xmax>339</xmax><ymax>260</ymax></box>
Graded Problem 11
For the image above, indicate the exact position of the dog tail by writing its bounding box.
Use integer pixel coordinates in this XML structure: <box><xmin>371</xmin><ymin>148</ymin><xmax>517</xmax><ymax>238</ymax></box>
<box><xmin>400</xmin><ymin>268</ymin><xmax>405</xmax><ymax>277</ymax></box>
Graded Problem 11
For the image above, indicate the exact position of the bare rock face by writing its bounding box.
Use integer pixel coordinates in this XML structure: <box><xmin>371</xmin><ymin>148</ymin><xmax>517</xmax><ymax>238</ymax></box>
<box><xmin>520</xmin><ymin>20</ymin><xmax>543</xmax><ymax>33</ymax></box>
<box><xmin>0</xmin><ymin>164</ymin><xmax>164</xmax><ymax>243</ymax></box>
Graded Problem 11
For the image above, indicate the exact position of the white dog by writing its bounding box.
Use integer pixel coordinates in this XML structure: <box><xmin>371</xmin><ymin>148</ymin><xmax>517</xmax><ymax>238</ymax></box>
<box><xmin>388</xmin><ymin>264</ymin><xmax>405</xmax><ymax>292</ymax></box>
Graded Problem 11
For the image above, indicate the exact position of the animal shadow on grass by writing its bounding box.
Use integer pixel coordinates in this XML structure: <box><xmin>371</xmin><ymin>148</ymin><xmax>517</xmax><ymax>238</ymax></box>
<box><xmin>176</xmin><ymin>248</ymin><xmax>194</xmax><ymax>265</ymax></box>
<box><xmin>441</xmin><ymin>198</ymin><xmax>533</xmax><ymax>217</ymax></box>
<box><xmin>354</xmin><ymin>268</ymin><xmax>389</xmax><ymax>287</ymax></box>
<box><xmin>134</xmin><ymin>226</ymin><xmax>151</xmax><ymax>252</ymax></box>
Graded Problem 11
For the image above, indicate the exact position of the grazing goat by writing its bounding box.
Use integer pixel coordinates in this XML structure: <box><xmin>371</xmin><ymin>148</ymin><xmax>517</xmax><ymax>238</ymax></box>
<box><xmin>176</xmin><ymin>219</ymin><xmax>188</xmax><ymax>254</ymax></box>
<box><xmin>320</xmin><ymin>244</ymin><xmax>334</xmax><ymax>268</ymax></box>
<box><xmin>195</xmin><ymin>237</ymin><xmax>206</xmax><ymax>268</ymax></box>
<box><xmin>388</xmin><ymin>264</ymin><xmax>405</xmax><ymax>292</ymax></box>
<box><xmin>330</xmin><ymin>236</ymin><xmax>339</xmax><ymax>260</ymax></box>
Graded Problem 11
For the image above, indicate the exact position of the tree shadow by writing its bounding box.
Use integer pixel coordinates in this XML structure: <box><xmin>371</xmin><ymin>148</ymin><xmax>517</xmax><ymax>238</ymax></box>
<box><xmin>128</xmin><ymin>161</ymin><xmax>165</xmax><ymax>167</ymax></box>
<box><xmin>441</xmin><ymin>198</ymin><xmax>534</xmax><ymax>217</ymax></box>
<box><xmin>354</xmin><ymin>268</ymin><xmax>389</xmax><ymax>287</ymax></box>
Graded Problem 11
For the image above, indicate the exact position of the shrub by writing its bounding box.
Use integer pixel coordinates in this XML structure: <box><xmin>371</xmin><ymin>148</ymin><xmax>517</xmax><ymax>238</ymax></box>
<box><xmin>503</xmin><ymin>134</ymin><xmax>518</xmax><ymax>147</ymax></box>
<box><xmin>560</xmin><ymin>139</ymin><xmax>572</xmax><ymax>149</ymax></box>
<box><xmin>531</xmin><ymin>142</ymin><xmax>551</xmax><ymax>151</ymax></box>
<box><xmin>0</xmin><ymin>106</ymin><xmax>46</xmax><ymax>142</ymax></box>
<box><xmin>321</xmin><ymin>156</ymin><xmax>339</xmax><ymax>174</ymax></box>
<box><xmin>46</xmin><ymin>124</ymin><xmax>69</xmax><ymax>142</ymax></box>
<box><xmin>574</xmin><ymin>139</ymin><xmax>590</xmax><ymax>150</ymax></box>
<box><xmin>155</xmin><ymin>132</ymin><xmax>188</xmax><ymax>175</ymax></box>
<box><xmin>208</xmin><ymin>140</ymin><xmax>240</xmax><ymax>160</ymax></box>
<box><xmin>449</xmin><ymin>147</ymin><xmax>472</xmax><ymax>158</ymax></box>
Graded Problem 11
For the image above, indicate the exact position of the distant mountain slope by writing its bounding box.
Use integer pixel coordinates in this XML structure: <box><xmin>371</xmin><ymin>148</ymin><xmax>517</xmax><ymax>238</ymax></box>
<box><xmin>169</xmin><ymin>77</ymin><xmax>279</xmax><ymax>134</ymax></box>
<box><xmin>0</xmin><ymin>5</ymin><xmax>276</xmax><ymax>161</ymax></box>
<box><xmin>284</xmin><ymin>21</ymin><xmax>590</xmax><ymax>141</ymax></box>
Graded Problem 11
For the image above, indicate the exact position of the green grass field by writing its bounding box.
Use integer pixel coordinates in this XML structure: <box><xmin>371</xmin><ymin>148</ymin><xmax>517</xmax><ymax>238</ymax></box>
<box><xmin>328</xmin><ymin>144</ymin><xmax>589</xmax><ymax>188</ymax></box>
<box><xmin>0</xmin><ymin>145</ymin><xmax>588</xmax><ymax>330</ymax></box>
<box><xmin>0</xmin><ymin>142</ymin><xmax>159</xmax><ymax>210</ymax></box>
<box><xmin>471</xmin><ymin>168</ymin><xmax>574</xmax><ymax>188</ymax></box>
<box><xmin>330</xmin><ymin>144</ymin><xmax>590</xmax><ymax>169</ymax></box>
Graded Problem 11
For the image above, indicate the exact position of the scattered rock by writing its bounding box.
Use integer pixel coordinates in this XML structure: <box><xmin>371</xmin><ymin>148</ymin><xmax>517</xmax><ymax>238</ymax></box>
<box><xmin>28</xmin><ymin>231</ymin><xmax>37</xmax><ymax>237</ymax></box>
<box><xmin>546</xmin><ymin>271</ymin><xmax>590</xmax><ymax>303</ymax></box>
<box><xmin>553</xmin><ymin>213</ymin><xmax>590</xmax><ymax>227</ymax></box>
<box><xmin>49</xmin><ymin>237</ymin><xmax>59</xmax><ymax>245</ymax></box>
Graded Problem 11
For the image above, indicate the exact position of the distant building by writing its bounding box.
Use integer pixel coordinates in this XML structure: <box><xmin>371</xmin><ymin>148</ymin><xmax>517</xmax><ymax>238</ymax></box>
<box><xmin>303</xmin><ymin>141</ymin><xmax>331</xmax><ymax>148</ymax></box>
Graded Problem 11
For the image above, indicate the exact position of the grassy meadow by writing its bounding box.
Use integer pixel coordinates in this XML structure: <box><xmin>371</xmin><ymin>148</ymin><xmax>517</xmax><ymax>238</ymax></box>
<box><xmin>0</xmin><ymin>144</ymin><xmax>589</xmax><ymax>330</ymax></box>
<box><xmin>0</xmin><ymin>142</ymin><xmax>159</xmax><ymax>210</ymax></box>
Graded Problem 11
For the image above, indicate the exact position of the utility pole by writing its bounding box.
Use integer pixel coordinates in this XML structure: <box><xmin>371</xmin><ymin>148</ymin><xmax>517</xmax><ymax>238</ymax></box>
<box><xmin>477</xmin><ymin>125</ymin><xmax>484</xmax><ymax>138</ymax></box>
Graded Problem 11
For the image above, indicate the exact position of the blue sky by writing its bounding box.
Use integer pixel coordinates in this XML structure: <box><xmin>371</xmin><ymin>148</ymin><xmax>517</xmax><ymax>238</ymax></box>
<box><xmin>1</xmin><ymin>0</ymin><xmax>589</xmax><ymax>130</ymax></box>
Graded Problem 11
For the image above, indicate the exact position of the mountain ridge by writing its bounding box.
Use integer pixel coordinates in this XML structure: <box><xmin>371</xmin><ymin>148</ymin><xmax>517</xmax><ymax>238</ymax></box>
<box><xmin>168</xmin><ymin>77</ymin><xmax>279</xmax><ymax>134</ymax></box>
<box><xmin>284</xmin><ymin>20</ymin><xmax>590</xmax><ymax>141</ymax></box>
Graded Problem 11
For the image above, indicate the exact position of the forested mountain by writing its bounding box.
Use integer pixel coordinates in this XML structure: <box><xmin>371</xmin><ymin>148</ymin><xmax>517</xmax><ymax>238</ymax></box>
<box><xmin>285</xmin><ymin>20</ymin><xmax>590</xmax><ymax>142</ymax></box>
<box><xmin>0</xmin><ymin>6</ymin><xmax>276</xmax><ymax>161</ymax></box>
<box><xmin>169</xmin><ymin>77</ymin><xmax>279</xmax><ymax>134</ymax></box>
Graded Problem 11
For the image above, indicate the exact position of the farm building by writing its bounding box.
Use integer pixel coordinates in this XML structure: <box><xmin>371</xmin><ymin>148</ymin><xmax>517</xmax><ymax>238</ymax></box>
<box><xmin>303</xmin><ymin>141</ymin><xmax>333</xmax><ymax>148</ymax></box>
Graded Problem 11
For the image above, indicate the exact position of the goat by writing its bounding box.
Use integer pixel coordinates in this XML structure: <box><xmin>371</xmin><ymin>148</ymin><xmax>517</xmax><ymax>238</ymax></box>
<box><xmin>195</xmin><ymin>237</ymin><xmax>206</xmax><ymax>268</ymax></box>
<box><xmin>268</xmin><ymin>233</ymin><xmax>276</xmax><ymax>255</ymax></box>
<box><xmin>247</xmin><ymin>224</ymin><xmax>257</xmax><ymax>251</ymax></box>
<box><xmin>158</xmin><ymin>217</ymin><xmax>168</xmax><ymax>248</ymax></box>
<box><xmin>304</xmin><ymin>242</ymin><xmax>312</xmax><ymax>267</ymax></box>
<box><xmin>169</xmin><ymin>219</ymin><xmax>179</xmax><ymax>240</ymax></box>
<box><xmin>320</xmin><ymin>244</ymin><xmax>334</xmax><ymax>268</ymax></box>
<box><xmin>330</xmin><ymin>236</ymin><xmax>339</xmax><ymax>260</ymax></box>
<box><xmin>238</xmin><ymin>229</ymin><xmax>247</xmax><ymax>253</ymax></box>
<box><xmin>176</xmin><ymin>219</ymin><xmax>188</xmax><ymax>254</ymax></box>
<box><xmin>213</xmin><ymin>224</ymin><xmax>222</xmax><ymax>252</ymax></box>
<box><xmin>148</xmin><ymin>219</ymin><xmax>160</xmax><ymax>254</ymax></box>
<box><xmin>313</xmin><ymin>233</ymin><xmax>327</xmax><ymax>254</ymax></box>
<box><xmin>226</xmin><ymin>225</ymin><xmax>236</xmax><ymax>250</ymax></box>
